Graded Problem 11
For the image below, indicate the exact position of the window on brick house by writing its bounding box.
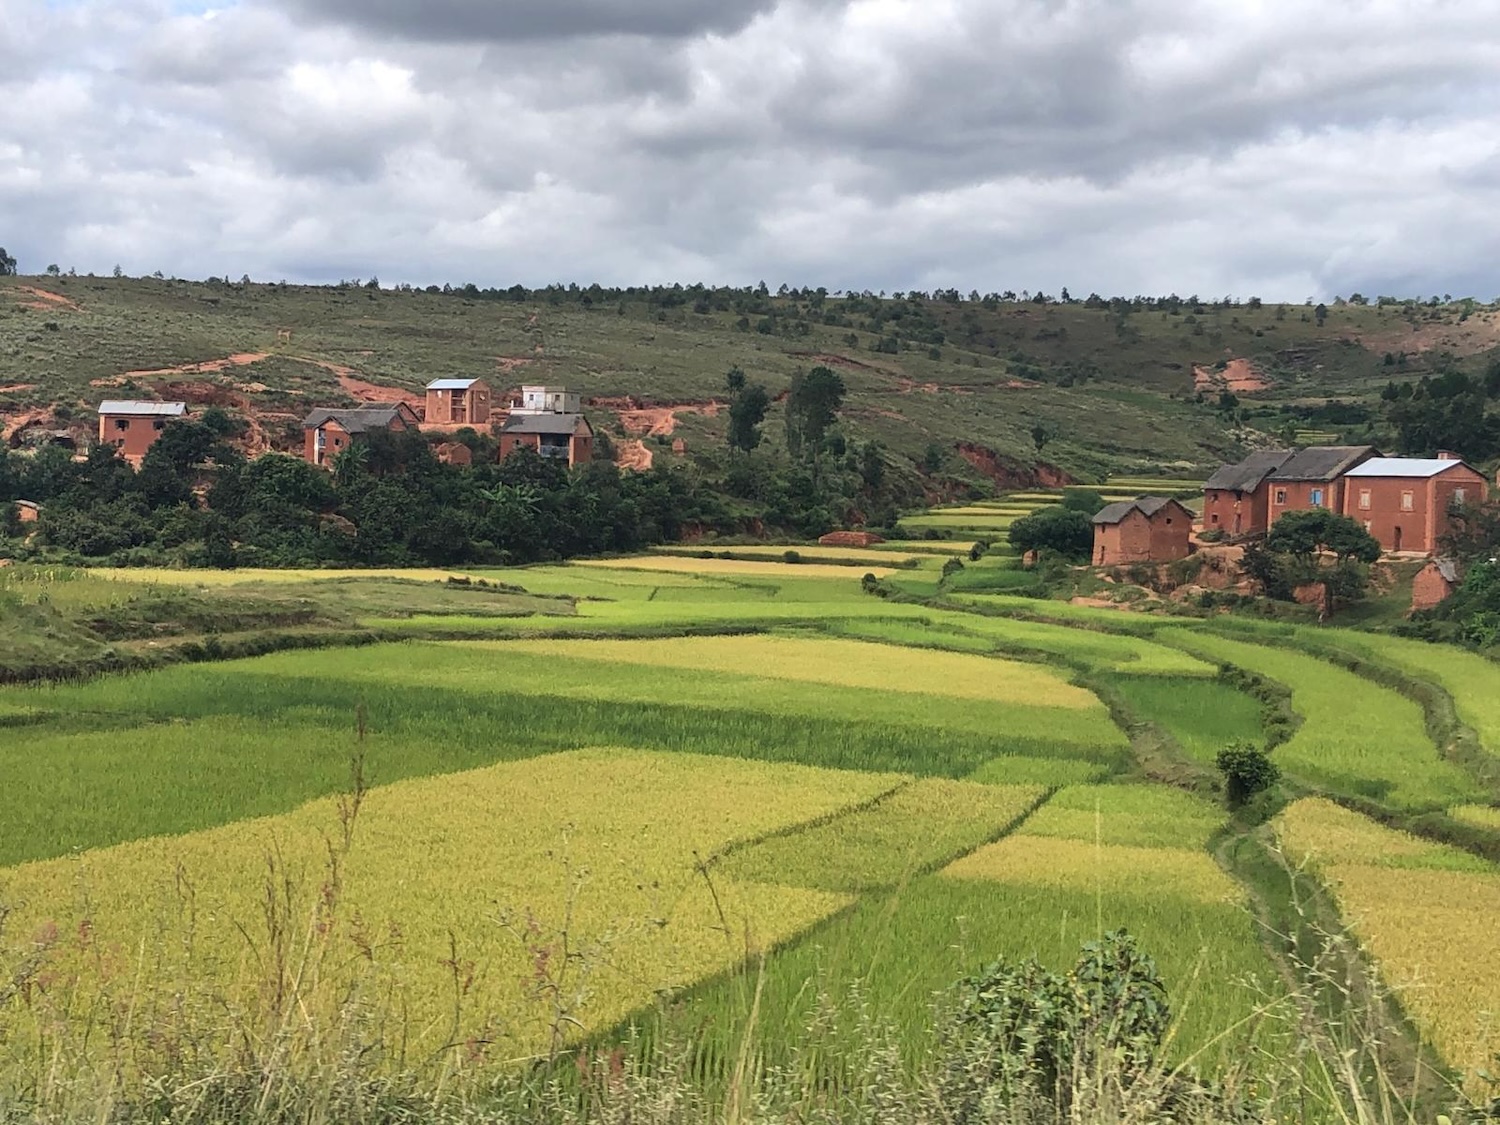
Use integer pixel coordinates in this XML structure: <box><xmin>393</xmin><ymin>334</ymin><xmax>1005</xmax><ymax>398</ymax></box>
<box><xmin>1274</xmin><ymin>488</ymin><xmax>1287</xmax><ymax>504</ymax></box>
<box><xmin>1401</xmin><ymin>491</ymin><xmax>1414</xmax><ymax>511</ymax></box>
<box><xmin>153</xmin><ymin>420</ymin><xmax>165</xmax><ymax>431</ymax></box>
<box><xmin>114</xmin><ymin>419</ymin><xmax>130</xmax><ymax>431</ymax></box>
<box><xmin>1359</xmin><ymin>490</ymin><xmax>1372</xmax><ymax>510</ymax></box>
<box><xmin>1310</xmin><ymin>488</ymin><xmax>1323</xmax><ymax>506</ymax></box>
<box><xmin>1455</xmin><ymin>488</ymin><xmax>1467</xmax><ymax>505</ymax></box>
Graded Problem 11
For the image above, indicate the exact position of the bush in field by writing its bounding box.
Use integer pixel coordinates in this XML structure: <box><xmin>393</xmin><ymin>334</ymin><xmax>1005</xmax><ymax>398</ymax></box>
<box><xmin>939</xmin><ymin>931</ymin><xmax>1179</xmax><ymax>1119</ymax></box>
<box><xmin>1008</xmin><ymin>507</ymin><xmax>1092</xmax><ymax>562</ymax></box>
<box><xmin>1216</xmin><ymin>741</ymin><xmax>1280</xmax><ymax>807</ymax></box>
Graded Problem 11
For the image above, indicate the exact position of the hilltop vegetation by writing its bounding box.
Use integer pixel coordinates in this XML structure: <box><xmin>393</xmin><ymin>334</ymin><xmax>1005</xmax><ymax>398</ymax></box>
<box><xmin>6</xmin><ymin>275</ymin><xmax>1500</xmax><ymax>489</ymax></box>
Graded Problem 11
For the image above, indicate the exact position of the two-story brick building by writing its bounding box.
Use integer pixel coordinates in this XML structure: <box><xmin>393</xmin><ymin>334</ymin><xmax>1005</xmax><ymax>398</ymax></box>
<box><xmin>97</xmin><ymin>400</ymin><xmax>188</xmax><ymax>466</ymax></box>
<box><xmin>1202</xmin><ymin>451</ymin><xmax>1292</xmax><ymax>539</ymax></box>
<box><xmin>425</xmin><ymin>379</ymin><xmax>492</xmax><ymax>425</ymax></box>
<box><xmin>1091</xmin><ymin>497</ymin><xmax>1194</xmax><ymax>566</ymax></box>
<box><xmin>1341</xmin><ymin>456</ymin><xmax>1488</xmax><ymax>554</ymax></box>
<box><xmin>498</xmin><ymin>385</ymin><xmax>594</xmax><ymax>467</ymax></box>
<box><xmin>302</xmin><ymin>404</ymin><xmax>421</xmax><ymax>468</ymax></box>
<box><xmin>1265</xmin><ymin>446</ymin><xmax>1379</xmax><ymax>529</ymax></box>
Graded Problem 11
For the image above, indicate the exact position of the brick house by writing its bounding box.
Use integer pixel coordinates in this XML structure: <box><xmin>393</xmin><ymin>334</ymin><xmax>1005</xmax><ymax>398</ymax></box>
<box><xmin>97</xmin><ymin>400</ymin><xmax>187</xmax><ymax>466</ymax></box>
<box><xmin>1341</xmin><ymin>456</ymin><xmax>1488</xmax><ymax>554</ymax></box>
<box><xmin>498</xmin><ymin>413</ymin><xmax>594</xmax><ymax>467</ymax></box>
<box><xmin>13</xmin><ymin>500</ymin><xmax>40</xmax><ymax>524</ymax></box>
<box><xmin>302</xmin><ymin>404</ymin><xmax>420</xmax><ymax>468</ymax></box>
<box><xmin>1202</xmin><ymin>451</ymin><xmax>1292</xmax><ymax>538</ymax></box>
<box><xmin>1091</xmin><ymin>497</ymin><xmax>1194</xmax><ymax>566</ymax></box>
<box><xmin>1411</xmin><ymin>558</ymin><xmax>1459</xmax><ymax>612</ymax></box>
<box><xmin>425</xmin><ymin>379</ymin><xmax>492</xmax><ymax>425</ymax></box>
<box><xmin>1266</xmin><ymin>446</ymin><xmax>1379</xmax><ymax>529</ymax></box>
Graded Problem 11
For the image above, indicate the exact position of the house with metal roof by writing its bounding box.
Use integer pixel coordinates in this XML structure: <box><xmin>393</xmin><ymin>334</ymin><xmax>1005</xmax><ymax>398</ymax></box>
<box><xmin>1091</xmin><ymin>497</ymin><xmax>1193</xmax><ymax>567</ymax></box>
<box><xmin>302</xmin><ymin>404</ymin><xmax>421</xmax><ymax>468</ymax></box>
<box><xmin>499</xmin><ymin>411</ymin><xmax>594</xmax><ymax>467</ymax></box>
<box><xmin>97</xmin><ymin>400</ymin><xmax>188</xmax><ymax>466</ymax></box>
<box><xmin>425</xmin><ymin>378</ymin><xmax>492</xmax><ymax>426</ymax></box>
<box><xmin>1266</xmin><ymin>445</ymin><xmax>1379</xmax><ymax>531</ymax></box>
<box><xmin>1340</xmin><ymin>455</ymin><xmax>1488</xmax><ymax>554</ymax></box>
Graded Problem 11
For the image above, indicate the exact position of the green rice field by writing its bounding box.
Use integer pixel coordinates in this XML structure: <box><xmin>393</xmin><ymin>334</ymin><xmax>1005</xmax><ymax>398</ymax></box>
<box><xmin>3</xmin><ymin>494</ymin><xmax>1499</xmax><ymax>1114</ymax></box>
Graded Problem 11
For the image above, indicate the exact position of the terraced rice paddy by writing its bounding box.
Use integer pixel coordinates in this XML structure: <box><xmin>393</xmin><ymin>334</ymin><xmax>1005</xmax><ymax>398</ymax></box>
<box><xmin>6</xmin><ymin>518</ymin><xmax>1500</xmax><ymax>1105</ymax></box>
<box><xmin>1276</xmin><ymin>798</ymin><xmax>1500</xmax><ymax>1093</ymax></box>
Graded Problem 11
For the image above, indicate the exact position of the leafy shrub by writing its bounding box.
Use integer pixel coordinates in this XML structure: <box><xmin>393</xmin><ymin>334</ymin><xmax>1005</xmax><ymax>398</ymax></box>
<box><xmin>1008</xmin><ymin>508</ymin><xmax>1092</xmax><ymax>562</ymax></box>
<box><xmin>1216</xmin><ymin>741</ymin><xmax>1281</xmax><ymax>807</ymax></box>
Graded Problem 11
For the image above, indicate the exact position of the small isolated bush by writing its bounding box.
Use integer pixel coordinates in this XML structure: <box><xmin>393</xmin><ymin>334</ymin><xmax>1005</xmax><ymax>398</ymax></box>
<box><xmin>969</xmin><ymin>540</ymin><xmax>990</xmax><ymax>562</ymax></box>
<box><xmin>783</xmin><ymin>549</ymin><xmax>802</xmax><ymax>564</ymax></box>
<box><xmin>1217</xmin><ymin>741</ymin><xmax>1281</xmax><ymax>807</ymax></box>
<box><xmin>1008</xmin><ymin>507</ymin><xmax>1093</xmax><ymax>561</ymax></box>
<box><xmin>942</xmin><ymin>557</ymin><xmax>965</xmax><ymax>580</ymax></box>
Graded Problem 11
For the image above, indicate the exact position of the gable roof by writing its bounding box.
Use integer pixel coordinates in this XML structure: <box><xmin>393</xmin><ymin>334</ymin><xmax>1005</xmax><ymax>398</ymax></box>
<box><xmin>98</xmin><ymin>400</ymin><xmax>187</xmax><ymax>417</ymax></box>
<box><xmin>1269</xmin><ymin>445</ymin><xmax>1378</xmax><ymax>482</ymax></box>
<box><xmin>302</xmin><ymin>404</ymin><xmax>417</xmax><ymax>433</ymax></box>
<box><xmin>427</xmin><ymin>378</ymin><xmax>484</xmax><ymax>391</ymax></box>
<box><xmin>501</xmin><ymin>413</ymin><xmax>591</xmax><ymax>436</ymax></box>
<box><xmin>1204</xmin><ymin>451</ymin><xmax>1293</xmax><ymax>492</ymax></box>
<box><xmin>1092</xmin><ymin>496</ymin><xmax>1192</xmax><ymax>526</ymax></box>
<box><xmin>1343</xmin><ymin>457</ymin><xmax>1480</xmax><ymax>480</ymax></box>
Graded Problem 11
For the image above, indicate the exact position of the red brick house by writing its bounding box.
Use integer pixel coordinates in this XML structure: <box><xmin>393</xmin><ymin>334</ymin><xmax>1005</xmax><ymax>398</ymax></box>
<box><xmin>97</xmin><ymin>400</ymin><xmax>187</xmax><ymax>467</ymax></box>
<box><xmin>1411</xmin><ymin>558</ymin><xmax>1459</xmax><ymax>612</ymax></box>
<box><xmin>1202</xmin><ymin>452</ymin><xmax>1292</xmax><ymax>539</ymax></box>
<box><xmin>1091</xmin><ymin>497</ymin><xmax>1194</xmax><ymax>566</ymax></box>
<box><xmin>302</xmin><ymin>404</ymin><xmax>420</xmax><ymax>468</ymax></box>
<box><xmin>498</xmin><ymin>413</ymin><xmax>594</xmax><ymax>467</ymax></box>
<box><xmin>1341</xmin><ymin>456</ymin><xmax>1488</xmax><ymax>554</ymax></box>
<box><xmin>1265</xmin><ymin>446</ymin><xmax>1379</xmax><ymax>529</ymax></box>
<box><xmin>425</xmin><ymin>379</ymin><xmax>492</xmax><ymax>425</ymax></box>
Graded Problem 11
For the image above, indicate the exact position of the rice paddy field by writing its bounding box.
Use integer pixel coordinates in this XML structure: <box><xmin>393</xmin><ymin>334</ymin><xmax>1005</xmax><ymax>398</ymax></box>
<box><xmin>4</xmin><ymin>488</ymin><xmax>1500</xmax><ymax>1113</ymax></box>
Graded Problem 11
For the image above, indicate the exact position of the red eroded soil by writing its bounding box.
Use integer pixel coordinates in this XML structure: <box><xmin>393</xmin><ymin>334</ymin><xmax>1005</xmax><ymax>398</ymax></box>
<box><xmin>615</xmin><ymin>439</ymin><xmax>654</xmax><ymax>471</ymax></box>
<box><xmin>2</xmin><ymin>409</ymin><xmax>55</xmax><ymax>442</ymax></box>
<box><xmin>0</xmin><ymin>384</ymin><xmax>37</xmax><ymax>394</ymax></box>
<box><xmin>122</xmin><ymin>353</ymin><xmax>269</xmax><ymax>380</ymax></box>
<box><xmin>1193</xmin><ymin>358</ymin><xmax>1271</xmax><ymax>394</ymax></box>
<box><xmin>956</xmin><ymin>443</ymin><xmax>1076</xmax><ymax>489</ymax></box>
<box><xmin>495</xmin><ymin>357</ymin><xmax>531</xmax><ymax>373</ymax></box>
<box><xmin>607</xmin><ymin>401</ymin><xmax>724</xmax><ymax>438</ymax></box>
<box><xmin>13</xmin><ymin>287</ymin><xmax>80</xmax><ymax>312</ymax></box>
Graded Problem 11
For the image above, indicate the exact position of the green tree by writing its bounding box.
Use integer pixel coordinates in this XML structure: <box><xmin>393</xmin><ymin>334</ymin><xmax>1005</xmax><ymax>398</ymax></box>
<box><xmin>1059</xmin><ymin>487</ymin><xmax>1107</xmax><ymax>516</ymax></box>
<box><xmin>1261</xmin><ymin>508</ymin><xmax>1381</xmax><ymax>611</ymax></box>
<box><xmin>725</xmin><ymin>367</ymin><xmax>770</xmax><ymax>454</ymax></box>
<box><xmin>0</xmin><ymin>247</ymin><xmax>16</xmax><ymax>276</ymax></box>
<box><xmin>785</xmin><ymin>365</ymin><xmax>846</xmax><ymax>462</ymax></box>
<box><xmin>1030</xmin><ymin>423</ymin><xmax>1051</xmax><ymax>458</ymax></box>
<box><xmin>1314</xmin><ymin>302</ymin><xmax>1328</xmax><ymax>326</ymax></box>
<box><xmin>1008</xmin><ymin>506</ymin><xmax>1093</xmax><ymax>561</ymax></box>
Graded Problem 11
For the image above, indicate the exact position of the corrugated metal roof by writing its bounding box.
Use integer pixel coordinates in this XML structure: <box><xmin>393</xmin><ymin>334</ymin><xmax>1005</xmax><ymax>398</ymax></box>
<box><xmin>1204</xmin><ymin>451</ymin><xmax>1293</xmax><ymax>492</ymax></box>
<box><xmin>501</xmin><ymin>413</ymin><xmax>591</xmax><ymax>436</ymax></box>
<box><xmin>427</xmin><ymin>378</ymin><xmax>481</xmax><ymax>390</ymax></box>
<box><xmin>97</xmin><ymin>400</ymin><xmax>187</xmax><ymax>417</ymax></box>
<box><xmin>302</xmin><ymin>405</ymin><xmax>414</xmax><ymax>433</ymax></box>
<box><xmin>1270</xmin><ymin>446</ymin><xmax>1378</xmax><ymax>482</ymax></box>
<box><xmin>1092</xmin><ymin>496</ymin><xmax>1190</xmax><ymax>525</ymax></box>
<box><xmin>1344</xmin><ymin>458</ymin><xmax>1476</xmax><ymax>479</ymax></box>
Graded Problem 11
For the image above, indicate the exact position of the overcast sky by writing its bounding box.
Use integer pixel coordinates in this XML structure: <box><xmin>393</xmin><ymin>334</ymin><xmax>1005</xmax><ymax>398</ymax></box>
<box><xmin>4</xmin><ymin>0</ymin><xmax>1499</xmax><ymax>299</ymax></box>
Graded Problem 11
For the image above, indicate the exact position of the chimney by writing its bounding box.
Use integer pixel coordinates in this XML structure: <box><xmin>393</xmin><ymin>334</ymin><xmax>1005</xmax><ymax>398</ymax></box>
<box><xmin>1436</xmin><ymin>450</ymin><xmax>1459</xmax><ymax>460</ymax></box>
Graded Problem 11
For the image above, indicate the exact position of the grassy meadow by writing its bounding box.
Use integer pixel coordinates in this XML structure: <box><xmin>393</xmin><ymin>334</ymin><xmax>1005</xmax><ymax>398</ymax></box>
<box><xmin>3</xmin><ymin>510</ymin><xmax>1500</xmax><ymax>1119</ymax></box>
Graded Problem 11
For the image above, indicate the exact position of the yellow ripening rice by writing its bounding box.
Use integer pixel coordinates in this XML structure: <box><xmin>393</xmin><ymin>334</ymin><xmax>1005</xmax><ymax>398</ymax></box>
<box><xmin>1450</xmin><ymin>804</ymin><xmax>1500</xmax><ymax>831</ymax></box>
<box><xmin>941</xmin><ymin>836</ymin><xmax>1242</xmax><ymax>906</ymax></box>
<box><xmin>0</xmin><ymin>749</ymin><xmax>899</xmax><ymax>1067</ymax></box>
<box><xmin>572</xmin><ymin>556</ymin><xmax>895</xmax><ymax>579</ymax></box>
<box><xmin>1275</xmin><ymin>797</ymin><xmax>1500</xmax><ymax>1091</ymax></box>
<box><xmin>501</xmin><ymin>634</ymin><xmax>1103</xmax><ymax>709</ymax></box>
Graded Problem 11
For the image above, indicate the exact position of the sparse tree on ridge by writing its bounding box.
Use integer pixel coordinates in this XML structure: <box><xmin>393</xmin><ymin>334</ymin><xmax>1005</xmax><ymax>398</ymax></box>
<box><xmin>725</xmin><ymin>366</ymin><xmax>770</xmax><ymax>454</ymax></box>
<box><xmin>0</xmin><ymin>247</ymin><xmax>16</xmax><ymax>276</ymax></box>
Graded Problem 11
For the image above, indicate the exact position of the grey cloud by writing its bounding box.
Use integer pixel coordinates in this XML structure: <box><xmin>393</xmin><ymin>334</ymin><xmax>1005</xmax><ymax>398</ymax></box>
<box><xmin>277</xmin><ymin>0</ymin><xmax>783</xmax><ymax>42</ymax></box>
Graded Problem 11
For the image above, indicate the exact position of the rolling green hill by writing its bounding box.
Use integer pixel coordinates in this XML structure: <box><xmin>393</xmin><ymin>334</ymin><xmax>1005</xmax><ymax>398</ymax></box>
<box><xmin>4</xmin><ymin>275</ymin><xmax>1499</xmax><ymax>486</ymax></box>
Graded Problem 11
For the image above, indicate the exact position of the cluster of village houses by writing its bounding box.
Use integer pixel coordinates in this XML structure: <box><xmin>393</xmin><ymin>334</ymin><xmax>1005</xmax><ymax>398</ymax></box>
<box><xmin>1092</xmin><ymin>445</ymin><xmax>1489</xmax><ymax>609</ymax></box>
<box><xmin>34</xmin><ymin>395</ymin><xmax>1497</xmax><ymax>611</ymax></box>
<box><xmin>95</xmin><ymin>378</ymin><xmax>594</xmax><ymax>471</ymax></box>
